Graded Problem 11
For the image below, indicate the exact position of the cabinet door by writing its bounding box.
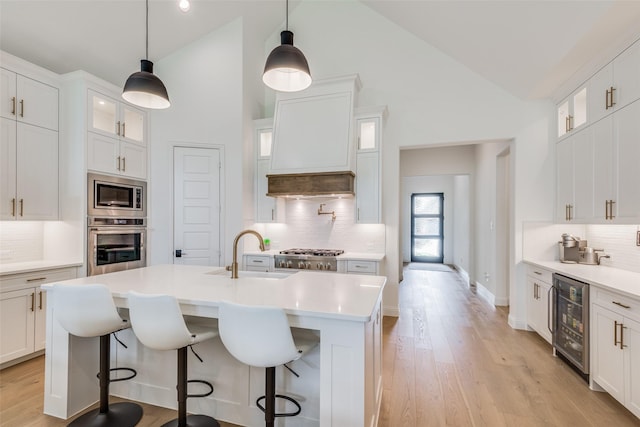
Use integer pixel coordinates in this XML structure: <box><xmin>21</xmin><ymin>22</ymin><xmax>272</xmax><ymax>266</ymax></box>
<box><xmin>592</xmin><ymin>115</ymin><xmax>614</xmax><ymax>220</ymax></box>
<box><xmin>256</xmin><ymin>158</ymin><xmax>276</xmax><ymax>222</ymax></box>
<box><xmin>556</xmin><ymin>137</ymin><xmax>574</xmax><ymax>221</ymax></box>
<box><xmin>1</xmin><ymin>68</ymin><xmax>17</xmax><ymax>120</ymax></box>
<box><xmin>0</xmin><ymin>288</ymin><xmax>35</xmax><ymax>364</ymax></box>
<box><xmin>625</xmin><ymin>317</ymin><xmax>640</xmax><ymax>418</ymax></box>
<box><xmin>537</xmin><ymin>280</ymin><xmax>552</xmax><ymax>344</ymax></box>
<box><xmin>34</xmin><ymin>289</ymin><xmax>47</xmax><ymax>352</ymax></box>
<box><xmin>572</xmin><ymin>127</ymin><xmax>593</xmax><ymax>221</ymax></box>
<box><xmin>16</xmin><ymin>75</ymin><xmax>58</xmax><ymax>131</ymax></box>
<box><xmin>589</xmin><ymin>63</ymin><xmax>614</xmax><ymax>124</ymax></box>
<box><xmin>119</xmin><ymin>141</ymin><xmax>147</xmax><ymax>179</ymax></box>
<box><xmin>592</xmin><ymin>304</ymin><xmax>625</xmax><ymax>402</ymax></box>
<box><xmin>121</xmin><ymin>104</ymin><xmax>145</xmax><ymax>145</ymax></box>
<box><xmin>614</xmin><ymin>40</ymin><xmax>640</xmax><ymax>111</ymax></box>
<box><xmin>614</xmin><ymin>101</ymin><xmax>640</xmax><ymax>221</ymax></box>
<box><xmin>89</xmin><ymin>91</ymin><xmax>119</xmax><ymax>138</ymax></box>
<box><xmin>356</xmin><ymin>151</ymin><xmax>380</xmax><ymax>223</ymax></box>
<box><xmin>87</xmin><ymin>132</ymin><xmax>119</xmax><ymax>175</ymax></box>
<box><xmin>16</xmin><ymin>122</ymin><xmax>58</xmax><ymax>220</ymax></box>
<box><xmin>0</xmin><ymin>117</ymin><xmax>17</xmax><ymax>220</ymax></box>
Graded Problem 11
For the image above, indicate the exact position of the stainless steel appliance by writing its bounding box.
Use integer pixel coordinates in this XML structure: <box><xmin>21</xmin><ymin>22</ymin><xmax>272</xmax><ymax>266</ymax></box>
<box><xmin>552</xmin><ymin>273</ymin><xmax>589</xmax><ymax>382</ymax></box>
<box><xmin>275</xmin><ymin>249</ymin><xmax>344</xmax><ymax>271</ymax></box>
<box><xmin>88</xmin><ymin>173</ymin><xmax>146</xmax><ymax>218</ymax></box>
<box><xmin>87</xmin><ymin>217</ymin><xmax>146</xmax><ymax>276</ymax></box>
<box><xmin>558</xmin><ymin>234</ymin><xmax>587</xmax><ymax>263</ymax></box>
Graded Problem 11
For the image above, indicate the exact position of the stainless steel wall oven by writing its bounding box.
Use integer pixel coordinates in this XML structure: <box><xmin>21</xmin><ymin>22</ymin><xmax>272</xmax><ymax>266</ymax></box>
<box><xmin>88</xmin><ymin>217</ymin><xmax>146</xmax><ymax>276</ymax></box>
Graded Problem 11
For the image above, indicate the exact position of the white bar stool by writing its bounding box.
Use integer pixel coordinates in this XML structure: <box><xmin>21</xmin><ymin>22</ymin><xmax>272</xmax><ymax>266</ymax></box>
<box><xmin>217</xmin><ymin>301</ymin><xmax>319</xmax><ymax>427</ymax></box>
<box><xmin>127</xmin><ymin>291</ymin><xmax>220</xmax><ymax>427</ymax></box>
<box><xmin>51</xmin><ymin>284</ymin><xmax>143</xmax><ymax>427</ymax></box>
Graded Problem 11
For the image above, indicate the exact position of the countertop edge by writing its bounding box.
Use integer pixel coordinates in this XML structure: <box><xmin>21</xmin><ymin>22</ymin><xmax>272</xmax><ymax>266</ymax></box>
<box><xmin>523</xmin><ymin>259</ymin><xmax>640</xmax><ymax>300</ymax></box>
<box><xmin>0</xmin><ymin>260</ymin><xmax>83</xmax><ymax>276</ymax></box>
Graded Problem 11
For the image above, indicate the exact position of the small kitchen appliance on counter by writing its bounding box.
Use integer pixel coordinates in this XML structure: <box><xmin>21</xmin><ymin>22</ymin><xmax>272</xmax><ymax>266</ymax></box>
<box><xmin>558</xmin><ymin>234</ymin><xmax>587</xmax><ymax>263</ymax></box>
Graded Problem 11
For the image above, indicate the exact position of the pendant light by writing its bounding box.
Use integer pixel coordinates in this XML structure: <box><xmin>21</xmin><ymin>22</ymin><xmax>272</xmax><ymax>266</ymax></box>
<box><xmin>122</xmin><ymin>0</ymin><xmax>170</xmax><ymax>109</ymax></box>
<box><xmin>262</xmin><ymin>0</ymin><xmax>312</xmax><ymax>92</ymax></box>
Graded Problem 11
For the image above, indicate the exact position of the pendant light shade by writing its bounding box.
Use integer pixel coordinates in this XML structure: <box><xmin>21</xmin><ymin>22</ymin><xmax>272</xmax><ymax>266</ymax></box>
<box><xmin>122</xmin><ymin>0</ymin><xmax>170</xmax><ymax>109</ymax></box>
<box><xmin>262</xmin><ymin>0</ymin><xmax>311</xmax><ymax>92</ymax></box>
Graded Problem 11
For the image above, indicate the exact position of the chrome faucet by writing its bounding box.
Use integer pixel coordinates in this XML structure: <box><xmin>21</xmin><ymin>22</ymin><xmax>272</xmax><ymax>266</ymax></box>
<box><xmin>226</xmin><ymin>229</ymin><xmax>265</xmax><ymax>278</ymax></box>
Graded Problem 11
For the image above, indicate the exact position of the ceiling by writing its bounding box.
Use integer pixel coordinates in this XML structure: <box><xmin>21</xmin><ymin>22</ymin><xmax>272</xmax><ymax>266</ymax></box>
<box><xmin>2</xmin><ymin>0</ymin><xmax>640</xmax><ymax>100</ymax></box>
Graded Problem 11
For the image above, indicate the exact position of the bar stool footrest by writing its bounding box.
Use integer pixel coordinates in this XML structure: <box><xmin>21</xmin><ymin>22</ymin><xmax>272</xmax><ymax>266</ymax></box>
<box><xmin>256</xmin><ymin>394</ymin><xmax>302</xmax><ymax>418</ymax></box>
<box><xmin>187</xmin><ymin>379</ymin><xmax>214</xmax><ymax>398</ymax></box>
<box><xmin>68</xmin><ymin>402</ymin><xmax>143</xmax><ymax>427</ymax></box>
<box><xmin>96</xmin><ymin>367</ymin><xmax>137</xmax><ymax>383</ymax></box>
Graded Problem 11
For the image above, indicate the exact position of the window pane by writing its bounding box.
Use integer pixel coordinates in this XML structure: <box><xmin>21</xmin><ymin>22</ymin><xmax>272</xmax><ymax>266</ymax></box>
<box><xmin>414</xmin><ymin>218</ymin><xmax>440</xmax><ymax>236</ymax></box>
<box><xmin>413</xmin><ymin>238</ymin><xmax>440</xmax><ymax>258</ymax></box>
<box><xmin>414</xmin><ymin>196</ymin><xmax>440</xmax><ymax>214</ymax></box>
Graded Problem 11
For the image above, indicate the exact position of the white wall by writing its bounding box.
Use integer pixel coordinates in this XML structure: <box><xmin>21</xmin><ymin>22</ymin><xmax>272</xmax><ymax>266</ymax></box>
<box><xmin>453</xmin><ymin>175</ymin><xmax>471</xmax><ymax>279</ymax></box>
<box><xmin>149</xmin><ymin>19</ymin><xmax>245</xmax><ymax>266</ymax></box>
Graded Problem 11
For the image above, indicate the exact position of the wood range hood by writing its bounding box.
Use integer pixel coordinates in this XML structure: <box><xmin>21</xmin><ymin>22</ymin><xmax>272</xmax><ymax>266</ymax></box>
<box><xmin>266</xmin><ymin>171</ymin><xmax>355</xmax><ymax>198</ymax></box>
<box><xmin>266</xmin><ymin>75</ymin><xmax>361</xmax><ymax>198</ymax></box>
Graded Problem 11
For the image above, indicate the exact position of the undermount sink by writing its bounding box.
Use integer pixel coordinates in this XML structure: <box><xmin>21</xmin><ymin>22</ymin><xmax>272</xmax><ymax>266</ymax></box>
<box><xmin>207</xmin><ymin>270</ymin><xmax>295</xmax><ymax>279</ymax></box>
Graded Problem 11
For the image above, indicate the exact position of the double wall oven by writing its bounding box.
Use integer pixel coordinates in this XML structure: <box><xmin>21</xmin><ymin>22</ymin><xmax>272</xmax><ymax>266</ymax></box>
<box><xmin>87</xmin><ymin>173</ymin><xmax>147</xmax><ymax>276</ymax></box>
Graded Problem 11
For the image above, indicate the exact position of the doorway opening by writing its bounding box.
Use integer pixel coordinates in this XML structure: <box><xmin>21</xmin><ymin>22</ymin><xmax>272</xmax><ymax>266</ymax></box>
<box><xmin>411</xmin><ymin>193</ymin><xmax>444</xmax><ymax>263</ymax></box>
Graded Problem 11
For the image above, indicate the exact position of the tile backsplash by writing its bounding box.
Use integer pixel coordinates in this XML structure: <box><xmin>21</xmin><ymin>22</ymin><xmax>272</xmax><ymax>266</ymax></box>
<box><xmin>252</xmin><ymin>198</ymin><xmax>385</xmax><ymax>253</ymax></box>
<box><xmin>0</xmin><ymin>221</ymin><xmax>44</xmax><ymax>263</ymax></box>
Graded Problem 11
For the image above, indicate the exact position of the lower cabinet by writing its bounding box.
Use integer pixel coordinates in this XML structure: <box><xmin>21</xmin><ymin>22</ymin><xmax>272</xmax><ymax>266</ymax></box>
<box><xmin>591</xmin><ymin>287</ymin><xmax>640</xmax><ymax>418</ymax></box>
<box><xmin>526</xmin><ymin>266</ymin><xmax>552</xmax><ymax>344</ymax></box>
<box><xmin>0</xmin><ymin>267</ymin><xmax>76</xmax><ymax>365</ymax></box>
<box><xmin>243</xmin><ymin>255</ymin><xmax>271</xmax><ymax>272</ymax></box>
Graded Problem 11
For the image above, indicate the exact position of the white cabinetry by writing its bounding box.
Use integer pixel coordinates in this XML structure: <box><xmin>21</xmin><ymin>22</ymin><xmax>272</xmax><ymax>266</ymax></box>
<box><xmin>589</xmin><ymin>40</ymin><xmax>640</xmax><ymax>124</ymax></box>
<box><xmin>556</xmin><ymin>127</ymin><xmax>593</xmax><ymax>222</ymax></box>
<box><xmin>591</xmin><ymin>286</ymin><xmax>640</xmax><ymax>418</ymax></box>
<box><xmin>87</xmin><ymin>90</ymin><xmax>147</xmax><ymax>179</ymax></box>
<box><xmin>355</xmin><ymin>106</ymin><xmax>386</xmax><ymax>224</ymax></box>
<box><xmin>254</xmin><ymin>119</ymin><xmax>284</xmax><ymax>223</ymax></box>
<box><xmin>557</xmin><ymin>85</ymin><xmax>587</xmax><ymax>139</ymax></box>
<box><xmin>243</xmin><ymin>254</ymin><xmax>272</xmax><ymax>272</ymax></box>
<box><xmin>0</xmin><ymin>267</ymin><xmax>76</xmax><ymax>365</ymax></box>
<box><xmin>0</xmin><ymin>62</ymin><xmax>59</xmax><ymax>221</ymax></box>
<box><xmin>526</xmin><ymin>266</ymin><xmax>552</xmax><ymax>344</ymax></box>
<box><xmin>346</xmin><ymin>260</ymin><xmax>379</xmax><ymax>275</ymax></box>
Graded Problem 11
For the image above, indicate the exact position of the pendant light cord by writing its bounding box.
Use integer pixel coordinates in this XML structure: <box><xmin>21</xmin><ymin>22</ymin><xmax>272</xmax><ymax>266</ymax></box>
<box><xmin>145</xmin><ymin>0</ymin><xmax>149</xmax><ymax>60</ymax></box>
<box><xmin>285</xmin><ymin>0</ymin><xmax>288</xmax><ymax>31</ymax></box>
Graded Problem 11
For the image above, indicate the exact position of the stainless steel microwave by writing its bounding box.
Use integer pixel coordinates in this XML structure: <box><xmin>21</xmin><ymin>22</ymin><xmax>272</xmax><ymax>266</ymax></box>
<box><xmin>88</xmin><ymin>173</ymin><xmax>146</xmax><ymax>218</ymax></box>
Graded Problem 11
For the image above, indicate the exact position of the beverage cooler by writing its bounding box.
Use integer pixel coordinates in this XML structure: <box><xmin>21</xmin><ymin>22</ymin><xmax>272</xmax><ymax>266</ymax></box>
<box><xmin>552</xmin><ymin>273</ymin><xmax>589</xmax><ymax>382</ymax></box>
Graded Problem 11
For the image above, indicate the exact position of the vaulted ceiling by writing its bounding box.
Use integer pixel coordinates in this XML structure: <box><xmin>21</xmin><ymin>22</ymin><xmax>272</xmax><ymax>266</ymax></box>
<box><xmin>2</xmin><ymin>0</ymin><xmax>640</xmax><ymax>100</ymax></box>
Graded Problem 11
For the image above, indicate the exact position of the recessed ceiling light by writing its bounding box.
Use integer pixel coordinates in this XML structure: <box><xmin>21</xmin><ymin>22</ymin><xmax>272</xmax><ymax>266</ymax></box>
<box><xmin>179</xmin><ymin>0</ymin><xmax>190</xmax><ymax>12</ymax></box>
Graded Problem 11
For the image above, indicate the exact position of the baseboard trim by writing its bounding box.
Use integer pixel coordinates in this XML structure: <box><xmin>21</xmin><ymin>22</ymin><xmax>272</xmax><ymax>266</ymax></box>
<box><xmin>454</xmin><ymin>264</ymin><xmax>470</xmax><ymax>286</ymax></box>
<box><xmin>508</xmin><ymin>314</ymin><xmax>529</xmax><ymax>330</ymax></box>
<box><xmin>494</xmin><ymin>296</ymin><xmax>509</xmax><ymax>306</ymax></box>
<box><xmin>475</xmin><ymin>281</ymin><xmax>495</xmax><ymax>306</ymax></box>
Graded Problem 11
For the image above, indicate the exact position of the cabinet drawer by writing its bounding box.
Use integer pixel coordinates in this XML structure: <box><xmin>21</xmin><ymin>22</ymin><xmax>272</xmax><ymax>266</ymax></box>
<box><xmin>592</xmin><ymin>287</ymin><xmax>640</xmax><ymax>320</ymax></box>
<box><xmin>347</xmin><ymin>260</ymin><xmax>377</xmax><ymax>274</ymax></box>
<box><xmin>0</xmin><ymin>267</ymin><xmax>77</xmax><ymax>293</ymax></box>
<box><xmin>245</xmin><ymin>256</ymin><xmax>271</xmax><ymax>271</ymax></box>
<box><xmin>526</xmin><ymin>265</ymin><xmax>552</xmax><ymax>284</ymax></box>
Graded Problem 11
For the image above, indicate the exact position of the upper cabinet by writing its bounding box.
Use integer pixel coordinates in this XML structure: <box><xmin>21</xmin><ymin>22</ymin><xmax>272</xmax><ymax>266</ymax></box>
<box><xmin>1</xmin><ymin>68</ymin><xmax>58</xmax><ymax>131</ymax></box>
<box><xmin>557</xmin><ymin>85</ymin><xmax>587</xmax><ymax>139</ymax></box>
<box><xmin>589</xmin><ymin>40</ymin><xmax>640</xmax><ymax>124</ymax></box>
<box><xmin>0</xmin><ymin>59</ymin><xmax>59</xmax><ymax>221</ymax></box>
<box><xmin>254</xmin><ymin>118</ymin><xmax>284</xmax><ymax>223</ymax></box>
<box><xmin>355</xmin><ymin>106</ymin><xmax>387</xmax><ymax>224</ymax></box>
<box><xmin>87</xmin><ymin>90</ymin><xmax>147</xmax><ymax>179</ymax></box>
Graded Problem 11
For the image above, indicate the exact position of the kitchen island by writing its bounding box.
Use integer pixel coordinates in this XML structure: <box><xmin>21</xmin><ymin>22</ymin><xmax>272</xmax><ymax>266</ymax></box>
<box><xmin>42</xmin><ymin>264</ymin><xmax>385</xmax><ymax>427</ymax></box>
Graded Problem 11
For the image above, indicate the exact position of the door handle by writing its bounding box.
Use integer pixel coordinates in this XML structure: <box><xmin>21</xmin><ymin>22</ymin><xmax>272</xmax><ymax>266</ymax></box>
<box><xmin>122</xmin><ymin>157</ymin><xmax>125</xmax><ymax>172</ymax></box>
<box><xmin>20</xmin><ymin>99</ymin><xmax>24</xmax><ymax>117</ymax></box>
<box><xmin>175</xmin><ymin>249</ymin><xmax>183</xmax><ymax>258</ymax></box>
<box><xmin>19</xmin><ymin>199</ymin><xmax>24</xmax><ymax>216</ymax></box>
<box><xmin>122</xmin><ymin>122</ymin><xmax>126</xmax><ymax>138</ymax></box>
<box><xmin>11</xmin><ymin>198</ymin><xmax>15</xmax><ymax>217</ymax></box>
<box><xmin>11</xmin><ymin>97</ymin><xmax>16</xmax><ymax>115</ymax></box>
<box><xmin>547</xmin><ymin>286</ymin><xmax>554</xmax><ymax>334</ymax></box>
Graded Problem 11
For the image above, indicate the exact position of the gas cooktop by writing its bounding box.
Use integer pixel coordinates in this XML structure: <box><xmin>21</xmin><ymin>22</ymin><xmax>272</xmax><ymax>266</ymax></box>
<box><xmin>279</xmin><ymin>248</ymin><xmax>344</xmax><ymax>256</ymax></box>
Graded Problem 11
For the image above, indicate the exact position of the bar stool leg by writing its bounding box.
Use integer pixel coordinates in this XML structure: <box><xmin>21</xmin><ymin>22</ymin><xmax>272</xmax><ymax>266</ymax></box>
<box><xmin>265</xmin><ymin>367</ymin><xmax>276</xmax><ymax>427</ymax></box>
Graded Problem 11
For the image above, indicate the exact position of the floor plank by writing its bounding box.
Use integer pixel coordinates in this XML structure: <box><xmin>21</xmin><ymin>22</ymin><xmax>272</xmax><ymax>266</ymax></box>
<box><xmin>1</xmin><ymin>265</ymin><xmax>639</xmax><ymax>426</ymax></box>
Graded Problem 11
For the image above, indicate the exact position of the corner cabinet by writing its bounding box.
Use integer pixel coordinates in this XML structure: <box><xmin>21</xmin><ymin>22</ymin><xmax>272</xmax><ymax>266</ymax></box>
<box><xmin>525</xmin><ymin>266</ymin><xmax>552</xmax><ymax>344</ymax></box>
<box><xmin>0</xmin><ymin>267</ymin><xmax>77</xmax><ymax>366</ymax></box>
<box><xmin>0</xmin><ymin>62</ymin><xmax>59</xmax><ymax>221</ymax></box>
<box><xmin>254</xmin><ymin>118</ymin><xmax>284</xmax><ymax>223</ymax></box>
<box><xmin>591</xmin><ymin>286</ymin><xmax>640</xmax><ymax>418</ymax></box>
<box><xmin>355</xmin><ymin>106</ymin><xmax>387</xmax><ymax>224</ymax></box>
<box><xmin>87</xmin><ymin>90</ymin><xmax>147</xmax><ymax>179</ymax></box>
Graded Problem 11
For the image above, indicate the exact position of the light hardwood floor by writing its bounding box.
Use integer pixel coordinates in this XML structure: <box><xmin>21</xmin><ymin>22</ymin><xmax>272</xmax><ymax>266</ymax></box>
<box><xmin>1</xmin><ymin>266</ymin><xmax>638</xmax><ymax>426</ymax></box>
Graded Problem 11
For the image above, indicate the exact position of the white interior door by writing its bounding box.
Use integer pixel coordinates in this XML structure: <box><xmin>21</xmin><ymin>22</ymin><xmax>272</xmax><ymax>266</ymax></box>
<box><xmin>173</xmin><ymin>147</ymin><xmax>221</xmax><ymax>266</ymax></box>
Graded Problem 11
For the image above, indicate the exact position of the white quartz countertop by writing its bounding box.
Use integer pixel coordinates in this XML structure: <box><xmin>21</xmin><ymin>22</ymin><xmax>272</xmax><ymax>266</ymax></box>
<box><xmin>42</xmin><ymin>264</ymin><xmax>386</xmax><ymax>322</ymax></box>
<box><xmin>0</xmin><ymin>260</ymin><xmax>82</xmax><ymax>276</ymax></box>
<box><xmin>243</xmin><ymin>250</ymin><xmax>385</xmax><ymax>261</ymax></box>
<box><xmin>524</xmin><ymin>260</ymin><xmax>640</xmax><ymax>300</ymax></box>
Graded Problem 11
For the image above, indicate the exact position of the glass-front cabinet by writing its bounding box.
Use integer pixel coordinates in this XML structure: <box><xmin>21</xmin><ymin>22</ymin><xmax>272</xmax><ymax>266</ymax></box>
<box><xmin>557</xmin><ymin>86</ymin><xmax>587</xmax><ymax>139</ymax></box>
<box><xmin>89</xmin><ymin>91</ymin><xmax>145</xmax><ymax>145</ymax></box>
